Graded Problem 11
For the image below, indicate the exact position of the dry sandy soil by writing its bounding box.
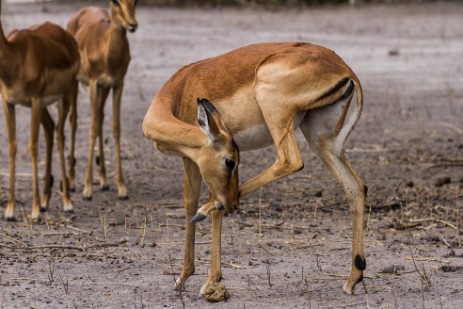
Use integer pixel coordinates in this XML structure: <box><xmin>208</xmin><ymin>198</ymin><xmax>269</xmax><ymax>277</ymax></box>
<box><xmin>1</xmin><ymin>1</ymin><xmax>463</xmax><ymax>308</ymax></box>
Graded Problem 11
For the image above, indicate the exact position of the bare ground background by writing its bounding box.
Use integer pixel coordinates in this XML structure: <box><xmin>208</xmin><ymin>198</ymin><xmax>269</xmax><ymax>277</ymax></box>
<box><xmin>1</xmin><ymin>1</ymin><xmax>463</xmax><ymax>308</ymax></box>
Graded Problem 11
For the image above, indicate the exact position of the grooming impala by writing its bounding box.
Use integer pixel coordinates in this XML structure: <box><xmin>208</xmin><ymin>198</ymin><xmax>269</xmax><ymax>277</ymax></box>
<box><xmin>67</xmin><ymin>0</ymin><xmax>139</xmax><ymax>200</ymax></box>
<box><xmin>0</xmin><ymin>2</ymin><xmax>80</xmax><ymax>221</ymax></box>
<box><xmin>143</xmin><ymin>42</ymin><xmax>367</xmax><ymax>297</ymax></box>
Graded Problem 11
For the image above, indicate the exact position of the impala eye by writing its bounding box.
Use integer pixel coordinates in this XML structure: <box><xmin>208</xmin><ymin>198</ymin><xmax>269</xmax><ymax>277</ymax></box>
<box><xmin>111</xmin><ymin>0</ymin><xmax>121</xmax><ymax>6</ymax></box>
<box><xmin>225</xmin><ymin>159</ymin><xmax>235</xmax><ymax>170</ymax></box>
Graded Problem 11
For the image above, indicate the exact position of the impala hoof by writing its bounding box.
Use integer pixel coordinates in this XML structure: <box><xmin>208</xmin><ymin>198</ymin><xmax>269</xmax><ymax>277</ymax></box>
<box><xmin>101</xmin><ymin>185</ymin><xmax>110</xmax><ymax>192</ymax></box>
<box><xmin>82</xmin><ymin>195</ymin><xmax>92</xmax><ymax>201</ymax></box>
<box><xmin>118</xmin><ymin>195</ymin><xmax>129</xmax><ymax>200</ymax></box>
<box><xmin>5</xmin><ymin>216</ymin><xmax>16</xmax><ymax>222</ymax></box>
<box><xmin>190</xmin><ymin>213</ymin><xmax>207</xmax><ymax>223</ymax></box>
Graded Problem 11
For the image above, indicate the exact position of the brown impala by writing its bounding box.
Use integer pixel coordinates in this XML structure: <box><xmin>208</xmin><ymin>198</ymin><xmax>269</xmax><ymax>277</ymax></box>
<box><xmin>0</xmin><ymin>2</ymin><xmax>80</xmax><ymax>221</ymax></box>
<box><xmin>143</xmin><ymin>42</ymin><xmax>367</xmax><ymax>298</ymax></box>
<box><xmin>67</xmin><ymin>0</ymin><xmax>139</xmax><ymax>200</ymax></box>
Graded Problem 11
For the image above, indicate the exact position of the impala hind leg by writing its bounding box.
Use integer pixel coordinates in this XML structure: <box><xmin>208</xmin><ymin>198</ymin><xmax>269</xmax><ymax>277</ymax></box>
<box><xmin>83</xmin><ymin>81</ymin><xmax>108</xmax><ymax>200</ymax></box>
<box><xmin>176</xmin><ymin>157</ymin><xmax>202</xmax><ymax>290</ymax></box>
<box><xmin>301</xmin><ymin>106</ymin><xmax>366</xmax><ymax>295</ymax></box>
<box><xmin>40</xmin><ymin>109</ymin><xmax>55</xmax><ymax>212</ymax></box>
<box><xmin>239</xmin><ymin>98</ymin><xmax>303</xmax><ymax>196</ymax></box>
<box><xmin>112</xmin><ymin>83</ymin><xmax>128</xmax><ymax>199</ymax></box>
<box><xmin>97</xmin><ymin>87</ymin><xmax>110</xmax><ymax>192</ymax></box>
<box><xmin>2</xmin><ymin>99</ymin><xmax>17</xmax><ymax>221</ymax></box>
<box><xmin>57</xmin><ymin>98</ymin><xmax>73</xmax><ymax>212</ymax></box>
<box><xmin>29</xmin><ymin>98</ymin><xmax>44</xmax><ymax>222</ymax></box>
<box><xmin>67</xmin><ymin>80</ymin><xmax>78</xmax><ymax>192</ymax></box>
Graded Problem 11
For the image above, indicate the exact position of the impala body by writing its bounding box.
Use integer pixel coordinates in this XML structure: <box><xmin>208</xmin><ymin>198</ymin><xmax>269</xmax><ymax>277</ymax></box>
<box><xmin>0</xmin><ymin>2</ymin><xmax>80</xmax><ymax>221</ymax></box>
<box><xmin>67</xmin><ymin>0</ymin><xmax>138</xmax><ymax>200</ymax></box>
<box><xmin>143</xmin><ymin>42</ymin><xmax>366</xmax><ymax>298</ymax></box>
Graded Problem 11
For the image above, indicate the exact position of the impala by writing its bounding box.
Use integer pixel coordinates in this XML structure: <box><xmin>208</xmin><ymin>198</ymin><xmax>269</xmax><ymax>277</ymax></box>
<box><xmin>67</xmin><ymin>0</ymin><xmax>139</xmax><ymax>200</ymax></box>
<box><xmin>143</xmin><ymin>42</ymin><xmax>367</xmax><ymax>298</ymax></box>
<box><xmin>0</xmin><ymin>2</ymin><xmax>80</xmax><ymax>221</ymax></box>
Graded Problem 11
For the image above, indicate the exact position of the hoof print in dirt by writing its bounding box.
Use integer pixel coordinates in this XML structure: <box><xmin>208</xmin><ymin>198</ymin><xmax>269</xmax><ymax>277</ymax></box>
<box><xmin>380</xmin><ymin>264</ymin><xmax>405</xmax><ymax>274</ymax></box>
<box><xmin>204</xmin><ymin>283</ymin><xmax>230</xmax><ymax>302</ymax></box>
<box><xmin>441</xmin><ymin>265</ymin><xmax>463</xmax><ymax>273</ymax></box>
<box><xmin>434</xmin><ymin>176</ymin><xmax>451</xmax><ymax>187</ymax></box>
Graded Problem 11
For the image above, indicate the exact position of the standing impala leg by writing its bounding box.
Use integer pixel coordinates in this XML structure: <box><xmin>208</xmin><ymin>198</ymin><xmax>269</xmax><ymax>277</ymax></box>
<box><xmin>83</xmin><ymin>81</ymin><xmax>107</xmax><ymax>199</ymax></box>
<box><xmin>301</xmin><ymin>100</ymin><xmax>366</xmax><ymax>294</ymax></box>
<box><xmin>200</xmin><ymin>209</ymin><xmax>224</xmax><ymax>295</ymax></box>
<box><xmin>97</xmin><ymin>87</ymin><xmax>110</xmax><ymax>191</ymax></box>
<box><xmin>57</xmin><ymin>99</ymin><xmax>73</xmax><ymax>212</ymax></box>
<box><xmin>3</xmin><ymin>98</ymin><xmax>17</xmax><ymax>221</ymax></box>
<box><xmin>176</xmin><ymin>157</ymin><xmax>202</xmax><ymax>290</ymax></box>
<box><xmin>67</xmin><ymin>80</ymin><xmax>79</xmax><ymax>192</ymax></box>
<box><xmin>112</xmin><ymin>83</ymin><xmax>128</xmax><ymax>199</ymax></box>
<box><xmin>40</xmin><ymin>109</ymin><xmax>55</xmax><ymax>212</ymax></box>
<box><xmin>30</xmin><ymin>98</ymin><xmax>43</xmax><ymax>221</ymax></box>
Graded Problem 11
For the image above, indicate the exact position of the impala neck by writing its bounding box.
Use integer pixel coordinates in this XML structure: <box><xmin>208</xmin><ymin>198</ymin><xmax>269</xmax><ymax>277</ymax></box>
<box><xmin>0</xmin><ymin>2</ymin><xmax>14</xmax><ymax>78</ymax></box>
<box><xmin>106</xmin><ymin>13</ymin><xmax>128</xmax><ymax>60</ymax></box>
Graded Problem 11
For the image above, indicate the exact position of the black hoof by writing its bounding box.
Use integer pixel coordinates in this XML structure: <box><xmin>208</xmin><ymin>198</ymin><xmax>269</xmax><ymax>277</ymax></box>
<box><xmin>40</xmin><ymin>207</ymin><xmax>48</xmax><ymax>213</ymax></box>
<box><xmin>118</xmin><ymin>195</ymin><xmax>129</xmax><ymax>201</ymax></box>
<box><xmin>64</xmin><ymin>209</ymin><xmax>74</xmax><ymax>214</ymax></box>
<box><xmin>190</xmin><ymin>213</ymin><xmax>207</xmax><ymax>223</ymax></box>
<box><xmin>69</xmin><ymin>187</ymin><xmax>76</xmax><ymax>193</ymax></box>
<box><xmin>82</xmin><ymin>196</ymin><xmax>92</xmax><ymax>201</ymax></box>
<box><xmin>5</xmin><ymin>216</ymin><xmax>16</xmax><ymax>222</ymax></box>
<box><xmin>101</xmin><ymin>185</ymin><xmax>110</xmax><ymax>192</ymax></box>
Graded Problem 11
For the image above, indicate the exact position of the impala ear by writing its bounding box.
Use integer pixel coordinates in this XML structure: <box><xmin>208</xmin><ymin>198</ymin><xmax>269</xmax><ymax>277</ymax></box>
<box><xmin>197</xmin><ymin>98</ymin><xmax>225</xmax><ymax>142</ymax></box>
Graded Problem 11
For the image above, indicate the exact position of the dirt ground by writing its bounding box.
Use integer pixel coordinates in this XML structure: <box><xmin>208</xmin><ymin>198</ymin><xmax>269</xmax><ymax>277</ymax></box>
<box><xmin>1</xmin><ymin>1</ymin><xmax>463</xmax><ymax>308</ymax></box>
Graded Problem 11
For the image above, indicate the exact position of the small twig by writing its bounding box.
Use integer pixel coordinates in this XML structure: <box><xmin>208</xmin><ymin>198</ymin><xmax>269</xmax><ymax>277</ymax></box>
<box><xmin>168</xmin><ymin>254</ymin><xmax>185</xmax><ymax>309</ymax></box>
<box><xmin>266</xmin><ymin>264</ymin><xmax>272</xmax><ymax>287</ymax></box>
<box><xmin>0</xmin><ymin>233</ymin><xmax>27</xmax><ymax>247</ymax></box>
<box><xmin>0</xmin><ymin>238</ymin><xmax>128</xmax><ymax>252</ymax></box>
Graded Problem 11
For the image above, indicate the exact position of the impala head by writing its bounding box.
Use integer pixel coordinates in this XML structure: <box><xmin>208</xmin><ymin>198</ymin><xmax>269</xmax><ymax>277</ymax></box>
<box><xmin>110</xmin><ymin>0</ymin><xmax>139</xmax><ymax>33</ymax></box>
<box><xmin>196</xmin><ymin>98</ymin><xmax>240</xmax><ymax>213</ymax></box>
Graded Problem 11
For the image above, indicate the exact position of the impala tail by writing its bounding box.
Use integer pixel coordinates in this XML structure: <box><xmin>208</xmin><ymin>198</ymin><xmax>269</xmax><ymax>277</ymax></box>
<box><xmin>332</xmin><ymin>78</ymin><xmax>363</xmax><ymax>157</ymax></box>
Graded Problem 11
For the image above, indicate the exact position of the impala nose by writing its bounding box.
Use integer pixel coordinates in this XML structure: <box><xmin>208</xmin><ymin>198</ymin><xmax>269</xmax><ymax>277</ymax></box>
<box><xmin>128</xmin><ymin>23</ymin><xmax>138</xmax><ymax>33</ymax></box>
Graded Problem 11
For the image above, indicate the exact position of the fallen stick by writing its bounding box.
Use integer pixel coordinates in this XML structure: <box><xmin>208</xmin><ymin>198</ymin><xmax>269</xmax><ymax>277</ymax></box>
<box><xmin>0</xmin><ymin>238</ymin><xmax>128</xmax><ymax>252</ymax></box>
<box><xmin>404</xmin><ymin>256</ymin><xmax>451</xmax><ymax>264</ymax></box>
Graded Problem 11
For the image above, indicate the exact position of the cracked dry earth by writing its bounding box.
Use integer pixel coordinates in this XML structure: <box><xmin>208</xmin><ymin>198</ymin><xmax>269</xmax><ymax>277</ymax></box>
<box><xmin>1</xmin><ymin>1</ymin><xmax>463</xmax><ymax>308</ymax></box>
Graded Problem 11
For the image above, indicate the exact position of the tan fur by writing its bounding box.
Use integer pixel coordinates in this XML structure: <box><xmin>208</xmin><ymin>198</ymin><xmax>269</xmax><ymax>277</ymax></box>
<box><xmin>67</xmin><ymin>0</ymin><xmax>138</xmax><ymax>199</ymax></box>
<box><xmin>143</xmin><ymin>42</ymin><xmax>366</xmax><ymax>297</ymax></box>
<box><xmin>0</xmin><ymin>2</ymin><xmax>80</xmax><ymax>221</ymax></box>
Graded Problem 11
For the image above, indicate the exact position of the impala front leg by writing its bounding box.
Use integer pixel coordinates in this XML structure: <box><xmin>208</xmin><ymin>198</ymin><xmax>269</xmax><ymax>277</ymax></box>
<box><xmin>200</xmin><ymin>209</ymin><xmax>226</xmax><ymax>298</ymax></box>
<box><xmin>2</xmin><ymin>99</ymin><xmax>17</xmax><ymax>221</ymax></box>
<box><xmin>176</xmin><ymin>158</ymin><xmax>202</xmax><ymax>290</ymax></box>
<box><xmin>112</xmin><ymin>83</ymin><xmax>128</xmax><ymax>199</ymax></box>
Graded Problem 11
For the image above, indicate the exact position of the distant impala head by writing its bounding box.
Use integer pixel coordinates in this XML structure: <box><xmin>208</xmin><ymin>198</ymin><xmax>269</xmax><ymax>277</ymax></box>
<box><xmin>196</xmin><ymin>98</ymin><xmax>240</xmax><ymax>213</ymax></box>
<box><xmin>110</xmin><ymin>0</ymin><xmax>139</xmax><ymax>33</ymax></box>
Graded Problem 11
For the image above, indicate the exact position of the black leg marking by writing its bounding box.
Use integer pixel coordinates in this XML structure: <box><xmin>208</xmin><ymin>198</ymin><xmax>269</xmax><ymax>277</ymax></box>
<box><xmin>50</xmin><ymin>175</ymin><xmax>54</xmax><ymax>188</ymax></box>
<box><xmin>363</xmin><ymin>185</ymin><xmax>369</xmax><ymax>197</ymax></box>
<box><xmin>355</xmin><ymin>273</ymin><xmax>364</xmax><ymax>285</ymax></box>
<box><xmin>355</xmin><ymin>255</ymin><xmax>366</xmax><ymax>271</ymax></box>
<box><xmin>96</xmin><ymin>155</ymin><xmax>100</xmax><ymax>166</ymax></box>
